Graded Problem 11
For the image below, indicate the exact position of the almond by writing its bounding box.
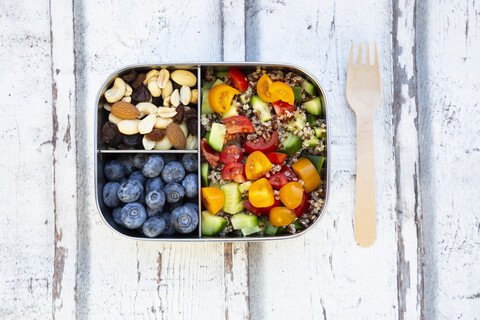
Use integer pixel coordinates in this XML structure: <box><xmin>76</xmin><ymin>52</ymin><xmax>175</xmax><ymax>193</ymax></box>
<box><xmin>166</xmin><ymin>123</ymin><xmax>186</xmax><ymax>149</ymax></box>
<box><xmin>111</xmin><ymin>101</ymin><xmax>140</xmax><ymax>119</ymax></box>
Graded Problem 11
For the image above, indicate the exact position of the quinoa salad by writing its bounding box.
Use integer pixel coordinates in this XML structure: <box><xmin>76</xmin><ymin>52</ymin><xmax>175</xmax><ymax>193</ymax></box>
<box><xmin>200</xmin><ymin>66</ymin><xmax>327</xmax><ymax>237</ymax></box>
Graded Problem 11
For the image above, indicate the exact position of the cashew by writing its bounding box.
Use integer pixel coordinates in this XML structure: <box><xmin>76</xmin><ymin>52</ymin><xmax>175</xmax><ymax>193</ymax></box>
<box><xmin>136</xmin><ymin>102</ymin><xmax>158</xmax><ymax>117</ymax></box>
<box><xmin>138</xmin><ymin>114</ymin><xmax>156</xmax><ymax>134</ymax></box>
<box><xmin>170</xmin><ymin>70</ymin><xmax>197</xmax><ymax>87</ymax></box>
<box><xmin>161</xmin><ymin>80</ymin><xmax>173</xmax><ymax>99</ymax></box>
<box><xmin>163</xmin><ymin>96</ymin><xmax>171</xmax><ymax>108</ymax></box>
<box><xmin>104</xmin><ymin>77</ymin><xmax>126</xmax><ymax>103</ymax></box>
<box><xmin>143</xmin><ymin>69</ymin><xmax>160</xmax><ymax>85</ymax></box>
<box><xmin>142</xmin><ymin>136</ymin><xmax>156</xmax><ymax>150</ymax></box>
<box><xmin>157</xmin><ymin>107</ymin><xmax>177</xmax><ymax>118</ymax></box>
<box><xmin>103</xmin><ymin>103</ymin><xmax>112</xmax><ymax>111</ymax></box>
<box><xmin>121</xmin><ymin>96</ymin><xmax>132</xmax><ymax>103</ymax></box>
<box><xmin>125</xmin><ymin>83</ymin><xmax>133</xmax><ymax>96</ymax></box>
<box><xmin>186</xmin><ymin>134</ymin><xmax>198</xmax><ymax>150</ymax></box>
<box><xmin>179</xmin><ymin>121</ymin><xmax>188</xmax><ymax>137</ymax></box>
<box><xmin>147</xmin><ymin>76</ymin><xmax>162</xmax><ymax>97</ymax></box>
<box><xmin>117</xmin><ymin>119</ymin><xmax>140</xmax><ymax>135</ymax></box>
<box><xmin>191</xmin><ymin>89</ymin><xmax>198</xmax><ymax>104</ymax></box>
<box><xmin>154</xmin><ymin>135</ymin><xmax>173</xmax><ymax>150</ymax></box>
<box><xmin>180</xmin><ymin>85</ymin><xmax>191</xmax><ymax>105</ymax></box>
<box><xmin>157</xmin><ymin>68</ymin><xmax>170</xmax><ymax>89</ymax></box>
<box><xmin>154</xmin><ymin>117</ymin><xmax>173</xmax><ymax>129</ymax></box>
<box><xmin>170</xmin><ymin>89</ymin><xmax>180</xmax><ymax>107</ymax></box>
<box><xmin>108</xmin><ymin>113</ymin><xmax>122</xmax><ymax>125</ymax></box>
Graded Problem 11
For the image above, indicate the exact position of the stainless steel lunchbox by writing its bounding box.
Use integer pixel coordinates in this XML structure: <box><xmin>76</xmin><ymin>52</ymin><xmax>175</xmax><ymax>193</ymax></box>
<box><xmin>95</xmin><ymin>63</ymin><xmax>330</xmax><ymax>242</ymax></box>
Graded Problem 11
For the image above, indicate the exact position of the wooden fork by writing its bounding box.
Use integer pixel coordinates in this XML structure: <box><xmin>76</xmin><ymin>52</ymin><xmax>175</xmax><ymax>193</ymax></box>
<box><xmin>346</xmin><ymin>43</ymin><xmax>382</xmax><ymax>247</ymax></box>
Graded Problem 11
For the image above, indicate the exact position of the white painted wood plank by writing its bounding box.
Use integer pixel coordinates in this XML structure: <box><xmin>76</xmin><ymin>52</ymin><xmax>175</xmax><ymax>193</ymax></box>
<box><xmin>74</xmin><ymin>1</ymin><xmax>249</xmax><ymax>319</ymax></box>
<box><xmin>0</xmin><ymin>1</ymin><xmax>55</xmax><ymax>318</ymax></box>
<box><xmin>49</xmin><ymin>0</ymin><xmax>78</xmax><ymax>318</ymax></box>
<box><xmin>246</xmin><ymin>1</ymin><xmax>400</xmax><ymax>318</ymax></box>
<box><xmin>417</xmin><ymin>0</ymin><xmax>480</xmax><ymax>318</ymax></box>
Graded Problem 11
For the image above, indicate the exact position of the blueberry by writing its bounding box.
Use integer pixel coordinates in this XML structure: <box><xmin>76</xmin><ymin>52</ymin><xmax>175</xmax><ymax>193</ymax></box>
<box><xmin>104</xmin><ymin>160</ymin><xmax>126</xmax><ymax>181</ymax></box>
<box><xmin>117</xmin><ymin>154</ymin><xmax>135</xmax><ymax>175</ymax></box>
<box><xmin>112</xmin><ymin>207</ymin><xmax>125</xmax><ymax>227</ymax></box>
<box><xmin>142</xmin><ymin>217</ymin><xmax>166</xmax><ymax>237</ymax></box>
<box><xmin>161</xmin><ymin>213</ymin><xmax>176</xmax><ymax>236</ymax></box>
<box><xmin>147</xmin><ymin>206</ymin><xmax>162</xmax><ymax>218</ymax></box>
<box><xmin>164</xmin><ymin>182</ymin><xmax>185</xmax><ymax>204</ymax></box>
<box><xmin>171</xmin><ymin>205</ymin><xmax>198</xmax><ymax>234</ymax></box>
<box><xmin>120</xmin><ymin>202</ymin><xmax>147</xmax><ymax>229</ymax></box>
<box><xmin>161</xmin><ymin>161</ymin><xmax>185</xmax><ymax>183</ymax></box>
<box><xmin>182</xmin><ymin>154</ymin><xmax>198</xmax><ymax>172</ymax></box>
<box><xmin>162</xmin><ymin>154</ymin><xmax>178</xmax><ymax>163</ymax></box>
<box><xmin>133</xmin><ymin>154</ymin><xmax>149</xmax><ymax>169</ymax></box>
<box><xmin>182</xmin><ymin>173</ymin><xmax>198</xmax><ymax>198</ymax></box>
<box><xmin>166</xmin><ymin>201</ymin><xmax>183</xmax><ymax>212</ymax></box>
<box><xmin>184</xmin><ymin>202</ymin><xmax>199</xmax><ymax>212</ymax></box>
<box><xmin>137</xmin><ymin>191</ymin><xmax>147</xmax><ymax>206</ymax></box>
<box><xmin>142</xmin><ymin>155</ymin><xmax>165</xmax><ymax>178</ymax></box>
<box><xmin>146</xmin><ymin>177</ymin><xmax>164</xmax><ymax>193</ymax></box>
<box><xmin>129</xmin><ymin>170</ymin><xmax>147</xmax><ymax>186</ymax></box>
<box><xmin>103</xmin><ymin>182</ymin><xmax>121</xmax><ymax>207</ymax></box>
<box><xmin>146</xmin><ymin>190</ymin><xmax>166</xmax><ymax>210</ymax></box>
<box><xmin>117</xmin><ymin>179</ymin><xmax>144</xmax><ymax>203</ymax></box>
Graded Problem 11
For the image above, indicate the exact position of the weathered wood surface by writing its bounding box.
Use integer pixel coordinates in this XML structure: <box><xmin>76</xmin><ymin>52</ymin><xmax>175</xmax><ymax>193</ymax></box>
<box><xmin>0</xmin><ymin>0</ymin><xmax>479</xmax><ymax>319</ymax></box>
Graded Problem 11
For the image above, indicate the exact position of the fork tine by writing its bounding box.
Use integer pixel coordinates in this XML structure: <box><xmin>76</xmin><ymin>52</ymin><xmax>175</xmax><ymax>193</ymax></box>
<box><xmin>349</xmin><ymin>43</ymin><xmax>354</xmax><ymax>67</ymax></box>
<box><xmin>374</xmin><ymin>42</ymin><xmax>379</xmax><ymax>66</ymax></box>
<box><xmin>357</xmin><ymin>43</ymin><xmax>362</xmax><ymax>65</ymax></box>
<box><xmin>366</xmin><ymin>43</ymin><xmax>371</xmax><ymax>65</ymax></box>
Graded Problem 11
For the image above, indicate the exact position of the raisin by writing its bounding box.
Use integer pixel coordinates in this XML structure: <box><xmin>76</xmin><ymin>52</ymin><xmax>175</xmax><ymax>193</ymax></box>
<box><xmin>121</xmin><ymin>70</ymin><xmax>138</xmax><ymax>84</ymax></box>
<box><xmin>131</xmin><ymin>85</ymin><xmax>151</xmax><ymax>103</ymax></box>
<box><xmin>172</xmin><ymin>104</ymin><xmax>185</xmax><ymax>123</ymax></box>
<box><xmin>123</xmin><ymin>134</ymin><xmax>142</xmax><ymax>147</ymax></box>
<box><xmin>145</xmin><ymin>129</ymin><xmax>165</xmax><ymax>141</ymax></box>
<box><xmin>131</xmin><ymin>73</ymin><xmax>146</xmax><ymax>89</ymax></box>
<box><xmin>117</xmin><ymin>144</ymin><xmax>129</xmax><ymax>150</ymax></box>
<box><xmin>186</xmin><ymin>117</ymin><xmax>197</xmax><ymax>136</ymax></box>
<box><xmin>185</xmin><ymin>108</ymin><xmax>197</xmax><ymax>119</ymax></box>
<box><xmin>151</xmin><ymin>96</ymin><xmax>163</xmax><ymax>107</ymax></box>
<box><xmin>101</xmin><ymin>121</ymin><xmax>119</xmax><ymax>143</ymax></box>
<box><xmin>109</xmin><ymin>132</ymin><xmax>125</xmax><ymax>148</ymax></box>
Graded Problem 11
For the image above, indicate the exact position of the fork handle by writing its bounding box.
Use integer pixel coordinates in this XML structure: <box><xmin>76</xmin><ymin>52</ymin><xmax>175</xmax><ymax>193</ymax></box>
<box><xmin>354</xmin><ymin>113</ymin><xmax>377</xmax><ymax>247</ymax></box>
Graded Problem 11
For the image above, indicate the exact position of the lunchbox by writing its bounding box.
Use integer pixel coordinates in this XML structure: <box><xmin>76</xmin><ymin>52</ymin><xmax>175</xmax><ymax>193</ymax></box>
<box><xmin>95</xmin><ymin>63</ymin><xmax>330</xmax><ymax>242</ymax></box>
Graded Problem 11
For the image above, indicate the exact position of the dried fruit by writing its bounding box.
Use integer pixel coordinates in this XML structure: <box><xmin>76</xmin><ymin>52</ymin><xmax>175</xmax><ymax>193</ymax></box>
<box><xmin>132</xmin><ymin>73</ymin><xmax>146</xmax><ymax>89</ymax></box>
<box><xmin>123</xmin><ymin>133</ymin><xmax>142</xmax><ymax>147</ymax></box>
<box><xmin>109</xmin><ymin>132</ymin><xmax>125</xmax><ymax>148</ymax></box>
<box><xmin>171</xmin><ymin>70</ymin><xmax>197</xmax><ymax>87</ymax></box>
<box><xmin>121</xmin><ymin>70</ymin><xmax>138</xmax><ymax>83</ymax></box>
<box><xmin>173</xmin><ymin>105</ymin><xmax>185</xmax><ymax>123</ymax></box>
<box><xmin>187</xmin><ymin>117</ymin><xmax>197</xmax><ymax>136</ymax></box>
<box><xmin>138</xmin><ymin>115</ymin><xmax>156</xmax><ymax>134</ymax></box>
<box><xmin>151</xmin><ymin>96</ymin><xmax>163</xmax><ymax>106</ymax></box>
<box><xmin>111</xmin><ymin>101</ymin><xmax>141</xmax><ymax>119</ymax></box>
<box><xmin>131</xmin><ymin>85</ymin><xmax>151</xmax><ymax>103</ymax></box>
<box><xmin>166</xmin><ymin>123</ymin><xmax>186</xmax><ymax>149</ymax></box>
<box><xmin>145</xmin><ymin>128</ymin><xmax>165</xmax><ymax>141</ymax></box>
<box><xmin>101</xmin><ymin>121</ymin><xmax>119</xmax><ymax>143</ymax></box>
<box><xmin>185</xmin><ymin>108</ymin><xmax>197</xmax><ymax>119</ymax></box>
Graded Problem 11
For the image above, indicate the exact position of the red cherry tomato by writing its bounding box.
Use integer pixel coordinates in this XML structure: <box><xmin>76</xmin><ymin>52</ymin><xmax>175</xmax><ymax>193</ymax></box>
<box><xmin>243</xmin><ymin>199</ymin><xmax>263</xmax><ymax>216</ymax></box>
<box><xmin>272</xmin><ymin>100</ymin><xmax>294</xmax><ymax>117</ymax></box>
<box><xmin>221</xmin><ymin>163</ymin><xmax>246</xmax><ymax>183</ymax></box>
<box><xmin>243</xmin><ymin>131</ymin><xmax>279</xmax><ymax>154</ymax></box>
<box><xmin>222</xmin><ymin>116</ymin><xmax>255</xmax><ymax>134</ymax></box>
<box><xmin>262</xmin><ymin>198</ymin><xmax>281</xmax><ymax>215</ymax></box>
<box><xmin>293</xmin><ymin>192</ymin><xmax>309</xmax><ymax>217</ymax></box>
<box><xmin>219</xmin><ymin>145</ymin><xmax>243</xmax><ymax>164</ymax></box>
<box><xmin>268</xmin><ymin>172</ymin><xmax>288</xmax><ymax>190</ymax></box>
<box><xmin>228</xmin><ymin>68</ymin><xmax>249</xmax><ymax>92</ymax></box>
<box><xmin>201</xmin><ymin>139</ymin><xmax>219</xmax><ymax>167</ymax></box>
<box><xmin>224</xmin><ymin>132</ymin><xmax>238</xmax><ymax>144</ymax></box>
<box><xmin>265</xmin><ymin>152</ymin><xmax>287</xmax><ymax>165</ymax></box>
<box><xmin>280</xmin><ymin>165</ymin><xmax>297</xmax><ymax>182</ymax></box>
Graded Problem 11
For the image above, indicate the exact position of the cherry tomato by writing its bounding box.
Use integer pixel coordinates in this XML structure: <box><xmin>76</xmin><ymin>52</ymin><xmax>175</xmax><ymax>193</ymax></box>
<box><xmin>272</xmin><ymin>100</ymin><xmax>294</xmax><ymax>117</ymax></box>
<box><xmin>293</xmin><ymin>192</ymin><xmax>309</xmax><ymax>217</ymax></box>
<box><xmin>265</xmin><ymin>152</ymin><xmax>287</xmax><ymax>165</ymax></box>
<box><xmin>249</xmin><ymin>178</ymin><xmax>274</xmax><ymax>208</ymax></box>
<box><xmin>243</xmin><ymin>131</ymin><xmax>279</xmax><ymax>154</ymax></box>
<box><xmin>219</xmin><ymin>145</ymin><xmax>243</xmax><ymax>164</ymax></box>
<box><xmin>201</xmin><ymin>187</ymin><xmax>225</xmax><ymax>215</ymax></box>
<box><xmin>224</xmin><ymin>132</ymin><xmax>238</xmax><ymax>144</ymax></box>
<box><xmin>222</xmin><ymin>116</ymin><xmax>255</xmax><ymax>134</ymax></box>
<box><xmin>208</xmin><ymin>84</ymin><xmax>239</xmax><ymax>114</ymax></box>
<box><xmin>268</xmin><ymin>172</ymin><xmax>288</xmax><ymax>190</ymax></box>
<box><xmin>269</xmin><ymin>207</ymin><xmax>296</xmax><ymax>227</ymax></box>
<box><xmin>228</xmin><ymin>68</ymin><xmax>249</xmax><ymax>92</ymax></box>
<box><xmin>257</xmin><ymin>74</ymin><xmax>277</xmax><ymax>102</ymax></box>
<box><xmin>201</xmin><ymin>139</ymin><xmax>219</xmax><ymax>167</ymax></box>
<box><xmin>243</xmin><ymin>199</ymin><xmax>263</xmax><ymax>216</ymax></box>
<box><xmin>280</xmin><ymin>165</ymin><xmax>298</xmax><ymax>182</ymax></box>
<box><xmin>279</xmin><ymin>182</ymin><xmax>304</xmax><ymax>209</ymax></box>
<box><xmin>245</xmin><ymin>151</ymin><xmax>273</xmax><ymax>180</ymax></box>
<box><xmin>269</xmin><ymin>81</ymin><xmax>295</xmax><ymax>105</ymax></box>
<box><xmin>221</xmin><ymin>163</ymin><xmax>246</xmax><ymax>183</ymax></box>
<box><xmin>261</xmin><ymin>197</ymin><xmax>281</xmax><ymax>215</ymax></box>
<box><xmin>291</xmin><ymin>158</ymin><xmax>322</xmax><ymax>193</ymax></box>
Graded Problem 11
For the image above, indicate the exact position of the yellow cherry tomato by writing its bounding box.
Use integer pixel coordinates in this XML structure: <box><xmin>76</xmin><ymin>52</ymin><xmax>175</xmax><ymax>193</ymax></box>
<box><xmin>208</xmin><ymin>84</ymin><xmax>239</xmax><ymax>114</ymax></box>
<box><xmin>291</xmin><ymin>158</ymin><xmax>322</xmax><ymax>193</ymax></box>
<box><xmin>248</xmin><ymin>178</ymin><xmax>274</xmax><ymax>208</ymax></box>
<box><xmin>279</xmin><ymin>182</ymin><xmax>303</xmax><ymax>209</ymax></box>
<box><xmin>245</xmin><ymin>151</ymin><xmax>273</xmax><ymax>180</ymax></box>
<box><xmin>269</xmin><ymin>207</ymin><xmax>297</xmax><ymax>227</ymax></box>
<box><xmin>257</xmin><ymin>74</ymin><xmax>277</xmax><ymax>102</ymax></box>
<box><xmin>201</xmin><ymin>187</ymin><xmax>225</xmax><ymax>215</ymax></box>
<box><xmin>269</xmin><ymin>81</ymin><xmax>295</xmax><ymax>105</ymax></box>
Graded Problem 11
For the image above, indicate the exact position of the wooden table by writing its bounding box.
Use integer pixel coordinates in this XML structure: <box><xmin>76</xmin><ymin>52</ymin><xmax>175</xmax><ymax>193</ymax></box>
<box><xmin>1</xmin><ymin>1</ymin><xmax>479</xmax><ymax>319</ymax></box>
